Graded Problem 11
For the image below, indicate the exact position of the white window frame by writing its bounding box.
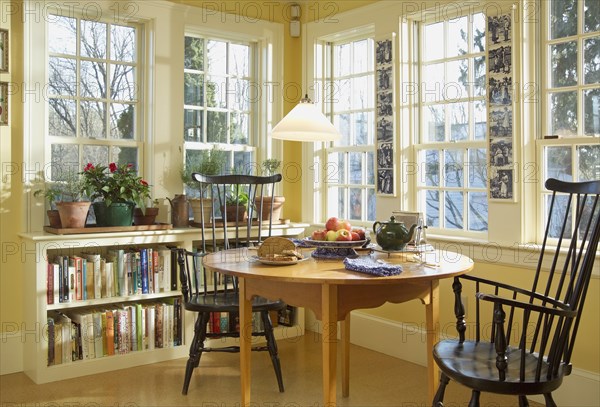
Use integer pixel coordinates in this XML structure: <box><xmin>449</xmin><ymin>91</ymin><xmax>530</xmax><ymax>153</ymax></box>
<box><xmin>46</xmin><ymin>12</ymin><xmax>144</xmax><ymax>179</ymax></box>
<box><xmin>412</xmin><ymin>11</ymin><xmax>489</xmax><ymax>238</ymax></box>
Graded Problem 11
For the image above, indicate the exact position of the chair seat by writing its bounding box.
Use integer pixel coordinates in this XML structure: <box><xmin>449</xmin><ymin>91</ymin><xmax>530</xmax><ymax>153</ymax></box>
<box><xmin>184</xmin><ymin>292</ymin><xmax>286</xmax><ymax>314</ymax></box>
<box><xmin>433</xmin><ymin>340</ymin><xmax>565</xmax><ymax>395</ymax></box>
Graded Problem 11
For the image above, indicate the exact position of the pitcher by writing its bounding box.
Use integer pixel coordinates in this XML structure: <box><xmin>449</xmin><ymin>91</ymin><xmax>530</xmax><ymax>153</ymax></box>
<box><xmin>167</xmin><ymin>194</ymin><xmax>189</xmax><ymax>227</ymax></box>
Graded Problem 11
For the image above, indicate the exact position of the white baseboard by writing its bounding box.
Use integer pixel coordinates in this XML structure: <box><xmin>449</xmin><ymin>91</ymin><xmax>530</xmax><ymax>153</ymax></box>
<box><xmin>1</xmin><ymin>332</ymin><xmax>23</xmax><ymax>375</ymax></box>
<box><xmin>306</xmin><ymin>310</ymin><xmax>600</xmax><ymax>407</ymax></box>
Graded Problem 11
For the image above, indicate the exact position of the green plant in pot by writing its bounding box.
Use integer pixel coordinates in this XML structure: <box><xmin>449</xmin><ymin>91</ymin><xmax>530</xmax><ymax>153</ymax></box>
<box><xmin>82</xmin><ymin>162</ymin><xmax>151</xmax><ymax>227</ymax></box>
<box><xmin>255</xmin><ymin>158</ymin><xmax>285</xmax><ymax>222</ymax></box>
<box><xmin>36</xmin><ymin>169</ymin><xmax>91</xmax><ymax>229</ymax></box>
<box><xmin>33</xmin><ymin>184</ymin><xmax>64</xmax><ymax>228</ymax></box>
<box><xmin>223</xmin><ymin>184</ymin><xmax>249</xmax><ymax>222</ymax></box>
<box><xmin>181</xmin><ymin>147</ymin><xmax>227</xmax><ymax>225</ymax></box>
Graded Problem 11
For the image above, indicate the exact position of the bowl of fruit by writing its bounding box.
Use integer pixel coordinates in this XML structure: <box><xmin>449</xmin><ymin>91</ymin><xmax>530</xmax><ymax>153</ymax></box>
<box><xmin>304</xmin><ymin>217</ymin><xmax>369</xmax><ymax>259</ymax></box>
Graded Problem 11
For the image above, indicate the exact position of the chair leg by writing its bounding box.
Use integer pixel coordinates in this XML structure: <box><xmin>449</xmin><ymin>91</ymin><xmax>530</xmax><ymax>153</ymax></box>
<box><xmin>519</xmin><ymin>395</ymin><xmax>529</xmax><ymax>406</ymax></box>
<box><xmin>261</xmin><ymin>310</ymin><xmax>285</xmax><ymax>392</ymax></box>
<box><xmin>543</xmin><ymin>393</ymin><xmax>557</xmax><ymax>407</ymax></box>
<box><xmin>432</xmin><ymin>373</ymin><xmax>450</xmax><ymax>407</ymax></box>
<box><xmin>182</xmin><ymin>312</ymin><xmax>209</xmax><ymax>395</ymax></box>
<box><xmin>468</xmin><ymin>390</ymin><xmax>481</xmax><ymax>407</ymax></box>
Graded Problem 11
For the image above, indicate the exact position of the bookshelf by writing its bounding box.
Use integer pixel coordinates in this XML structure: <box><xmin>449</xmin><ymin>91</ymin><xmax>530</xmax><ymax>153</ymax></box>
<box><xmin>19</xmin><ymin>225</ymin><xmax>307</xmax><ymax>384</ymax></box>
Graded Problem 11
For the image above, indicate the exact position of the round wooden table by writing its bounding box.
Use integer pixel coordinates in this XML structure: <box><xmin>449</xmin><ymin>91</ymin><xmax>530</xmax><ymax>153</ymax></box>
<box><xmin>203</xmin><ymin>248</ymin><xmax>474</xmax><ymax>406</ymax></box>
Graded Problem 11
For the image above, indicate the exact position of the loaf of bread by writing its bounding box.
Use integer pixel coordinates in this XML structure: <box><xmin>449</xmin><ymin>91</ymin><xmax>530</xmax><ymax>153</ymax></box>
<box><xmin>258</xmin><ymin>237</ymin><xmax>303</xmax><ymax>261</ymax></box>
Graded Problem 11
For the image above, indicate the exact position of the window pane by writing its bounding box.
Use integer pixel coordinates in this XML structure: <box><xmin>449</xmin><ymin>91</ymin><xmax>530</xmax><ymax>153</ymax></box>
<box><xmin>423</xmin><ymin>22</ymin><xmax>444</xmax><ymax>61</ymax></box>
<box><xmin>334</xmin><ymin>114</ymin><xmax>351</xmax><ymax>146</ymax></box>
<box><xmin>82</xmin><ymin>145</ymin><xmax>109</xmax><ymax>168</ymax></box>
<box><xmin>49</xmin><ymin>99</ymin><xmax>77</xmax><ymax>137</ymax></box>
<box><xmin>446</xmin><ymin>59</ymin><xmax>469</xmax><ymax>99</ymax></box>
<box><xmin>473</xmin><ymin>13</ymin><xmax>486</xmax><ymax>52</ymax></box>
<box><xmin>445</xmin><ymin>191</ymin><xmax>464</xmax><ymax>229</ymax></box>
<box><xmin>584</xmin><ymin>89</ymin><xmax>600</xmax><ymax>136</ymax></box>
<box><xmin>422</xmin><ymin>63</ymin><xmax>444</xmax><ymax>102</ymax></box>
<box><xmin>231</xmin><ymin>113</ymin><xmax>249</xmax><ymax>144</ymax></box>
<box><xmin>425</xmin><ymin>190</ymin><xmax>440</xmax><ymax>227</ymax></box>
<box><xmin>184</xmin><ymin>73</ymin><xmax>204</xmax><ymax>106</ymax></box>
<box><xmin>425</xmin><ymin>150</ymin><xmax>440</xmax><ymax>187</ymax></box>
<box><xmin>233</xmin><ymin>151</ymin><xmax>252</xmax><ymax>174</ymax></box>
<box><xmin>450</xmin><ymin>102</ymin><xmax>468</xmax><ymax>141</ymax></box>
<box><xmin>354</xmin><ymin>112</ymin><xmax>369</xmax><ymax>145</ymax></box>
<box><xmin>448</xmin><ymin>16</ymin><xmax>468</xmax><ymax>57</ymax></box>
<box><xmin>185</xmin><ymin>37</ymin><xmax>204</xmax><ymax>70</ymax></box>
<box><xmin>585</xmin><ymin>0</ymin><xmax>600</xmax><ymax>32</ymax></box>
<box><xmin>81</xmin><ymin>61</ymin><xmax>107</xmax><ymax>98</ymax></box>
<box><xmin>474</xmin><ymin>56</ymin><xmax>486</xmax><ymax>97</ymax></box>
<box><xmin>349</xmin><ymin>188</ymin><xmax>362</xmax><ymax>221</ymax></box>
<box><xmin>367</xmin><ymin>151</ymin><xmax>375</xmax><ymax>184</ymax></box>
<box><xmin>230</xmin><ymin>79</ymin><xmax>250</xmax><ymax>111</ymax></box>
<box><xmin>474</xmin><ymin>100</ymin><xmax>487</xmax><ymax>140</ymax></box>
<box><xmin>111</xmin><ymin>64</ymin><xmax>136</xmax><ymax>101</ymax></box>
<box><xmin>184</xmin><ymin>109</ymin><xmax>203</xmax><ymax>142</ymax></box>
<box><xmin>468</xmin><ymin>148</ymin><xmax>487</xmax><ymax>188</ymax></box>
<box><xmin>545</xmin><ymin>146</ymin><xmax>573</xmax><ymax>181</ymax></box>
<box><xmin>48</xmin><ymin>15</ymin><xmax>77</xmax><ymax>55</ymax></box>
<box><xmin>577</xmin><ymin>145</ymin><xmax>600</xmax><ymax>180</ymax></box>
<box><xmin>468</xmin><ymin>192</ymin><xmax>488</xmax><ymax>231</ymax></box>
<box><xmin>334</xmin><ymin>42</ymin><xmax>351</xmax><ymax>77</ymax></box>
<box><xmin>550</xmin><ymin>91</ymin><xmax>577</xmax><ymax>135</ymax></box>
<box><xmin>349</xmin><ymin>152</ymin><xmax>362</xmax><ymax>184</ymax></box>
<box><xmin>81</xmin><ymin>20</ymin><xmax>107</xmax><ymax>59</ymax></box>
<box><xmin>206</xmin><ymin>111</ymin><xmax>227</xmax><ymax>143</ymax></box>
<box><xmin>207</xmin><ymin>40</ymin><xmax>227</xmax><ymax>73</ymax></box>
<box><xmin>444</xmin><ymin>149</ymin><xmax>463</xmax><ymax>187</ymax></box>
<box><xmin>551</xmin><ymin>42</ymin><xmax>578</xmax><ymax>87</ymax></box>
<box><xmin>327</xmin><ymin>152</ymin><xmax>345</xmax><ymax>184</ymax></box>
<box><xmin>547</xmin><ymin>194</ymin><xmax>571</xmax><ymax>239</ymax></box>
<box><xmin>229</xmin><ymin>43</ymin><xmax>249</xmax><ymax>77</ymax></box>
<box><xmin>49</xmin><ymin>57</ymin><xmax>77</xmax><ymax>96</ymax></box>
<box><xmin>352</xmin><ymin>75</ymin><xmax>373</xmax><ymax>109</ymax></box>
<box><xmin>206</xmin><ymin>76</ymin><xmax>227</xmax><ymax>108</ymax></box>
<box><xmin>423</xmin><ymin>105</ymin><xmax>445</xmax><ymax>142</ymax></box>
<box><xmin>367</xmin><ymin>188</ymin><xmax>376</xmax><ymax>221</ymax></box>
<box><xmin>51</xmin><ymin>144</ymin><xmax>79</xmax><ymax>180</ymax></box>
<box><xmin>550</xmin><ymin>0</ymin><xmax>577</xmax><ymax>39</ymax></box>
<box><xmin>111</xmin><ymin>25</ymin><xmax>136</xmax><ymax>62</ymax></box>
<box><xmin>584</xmin><ymin>37</ymin><xmax>600</xmax><ymax>84</ymax></box>
<box><xmin>111</xmin><ymin>146</ymin><xmax>138</xmax><ymax>167</ymax></box>
<box><xmin>335</xmin><ymin>79</ymin><xmax>351</xmax><ymax>111</ymax></box>
<box><xmin>110</xmin><ymin>104</ymin><xmax>134</xmax><ymax>139</ymax></box>
<box><xmin>80</xmin><ymin>101</ymin><xmax>106</xmax><ymax>138</ymax></box>
<box><xmin>353</xmin><ymin>40</ymin><xmax>372</xmax><ymax>74</ymax></box>
<box><xmin>328</xmin><ymin>187</ymin><xmax>345</xmax><ymax>219</ymax></box>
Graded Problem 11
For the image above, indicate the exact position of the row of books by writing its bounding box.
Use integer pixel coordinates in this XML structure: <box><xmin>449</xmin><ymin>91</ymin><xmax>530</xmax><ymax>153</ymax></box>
<box><xmin>47</xmin><ymin>246</ymin><xmax>178</xmax><ymax>304</ymax></box>
<box><xmin>205</xmin><ymin>307</ymin><xmax>295</xmax><ymax>335</ymax></box>
<box><xmin>47</xmin><ymin>299</ymin><xmax>182</xmax><ymax>366</ymax></box>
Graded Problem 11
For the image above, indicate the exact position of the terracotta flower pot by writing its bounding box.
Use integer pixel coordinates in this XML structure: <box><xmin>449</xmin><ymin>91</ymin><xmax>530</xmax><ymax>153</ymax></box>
<box><xmin>133</xmin><ymin>207</ymin><xmax>159</xmax><ymax>225</ymax></box>
<box><xmin>56</xmin><ymin>202</ymin><xmax>91</xmax><ymax>229</ymax></box>
<box><xmin>221</xmin><ymin>205</ymin><xmax>248</xmax><ymax>223</ymax></box>
<box><xmin>254</xmin><ymin>196</ymin><xmax>285</xmax><ymax>222</ymax></box>
<box><xmin>47</xmin><ymin>209</ymin><xmax>62</xmax><ymax>228</ymax></box>
<box><xmin>189</xmin><ymin>198</ymin><xmax>214</xmax><ymax>224</ymax></box>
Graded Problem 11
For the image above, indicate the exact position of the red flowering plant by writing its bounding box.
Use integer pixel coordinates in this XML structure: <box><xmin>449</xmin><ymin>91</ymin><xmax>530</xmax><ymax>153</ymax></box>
<box><xmin>81</xmin><ymin>163</ymin><xmax>151</xmax><ymax>211</ymax></box>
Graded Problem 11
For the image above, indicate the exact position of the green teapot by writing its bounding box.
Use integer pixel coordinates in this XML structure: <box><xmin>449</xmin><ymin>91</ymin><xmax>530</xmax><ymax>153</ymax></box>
<box><xmin>373</xmin><ymin>216</ymin><xmax>418</xmax><ymax>251</ymax></box>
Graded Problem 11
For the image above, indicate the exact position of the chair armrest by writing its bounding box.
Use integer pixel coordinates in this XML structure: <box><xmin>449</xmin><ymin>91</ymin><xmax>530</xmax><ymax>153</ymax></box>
<box><xmin>476</xmin><ymin>292</ymin><xmax>577</xmax><ymax>318</ymax></box>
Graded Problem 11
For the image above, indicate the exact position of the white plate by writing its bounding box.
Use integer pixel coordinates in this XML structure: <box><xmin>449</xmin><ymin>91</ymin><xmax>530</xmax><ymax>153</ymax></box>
<box><xmin>302</xmin><ymin>238</ymin><xmax>369</xmax><ymax>248</ymax></box>
<box><xmin>251</xmin><ymin>255</ymin><xmax>309</xmax><ymax>266</ymax></box>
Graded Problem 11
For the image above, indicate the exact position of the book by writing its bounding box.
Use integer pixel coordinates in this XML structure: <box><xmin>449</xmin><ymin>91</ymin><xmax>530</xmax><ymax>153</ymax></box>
<box><xmin>105</xmin><ymin>261</ymin><xmax>114</xmax><ymax>298</ymax></box>
<box><xmin>107</xmin><ymin>249</ymin><xmax>125</xmax><ymax>296</ymax></box>
<box><xmin>83</xmin><ymin>253</ymin><xmax>101</xmax><ymax>300</ymax></box>
<box><xmin>92</xmin><ymin>312</ymin><xmax>103</xmax><ymax>359</ymax></box>
<box><xmin>101</xmin><ymin>312</ymin><xmax>108</xmax><ymax>357</ymax></box>
<box><xmin>146</xmin><ymin>305</ymin><xmax>155</xmax><ymax>350</ymax></box>
<box><xmin>136</xmin><ymin>303</ymin><xmax>143</xmax><ymax>351</ymax></box>
<box><xmin>129</xmin><ymin>305</ymin><xmax>137</xmax><ymax>352</ymax></box>
<box><xmin>70</xmin><ymin>256</ymin><xmax>83</xmax><ymax>301</ymax></box>
<box><xmin>140</xmin><ymin>249</ymin><xmax>149</xmax><ymax>294</ymax></box>
<box><xmin>47</xmin><ymin>317</ymin><xmax>55</xmax><ymax>366</ymax></box>
<box><xmin>68</xmin><ymin>265</ymin><xmax>76</xmax><ymax>302</ymax></box>
<box><xmin>155</xmin><ymin>302</ymin><xmax>163</xmax><ymax>348</ymax></box>
<box><xmin>105</xmin><ymin>310</ymin><xmax>115</xmax><ymax>356</ymax></box>
<box><xmin>152</xmin><ymin>249</ymin><xmax>159</xmax><ymax>294</ymax></box>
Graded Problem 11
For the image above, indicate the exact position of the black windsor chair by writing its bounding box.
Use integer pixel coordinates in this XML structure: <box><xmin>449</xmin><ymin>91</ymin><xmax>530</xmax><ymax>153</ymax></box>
<box><xmin>432</xmin><ymin>178</ymin><xmax>600</xmax><ymax>407</ymax></box>
<box><xmin>176</xmin><ymin>173</ymin><xmax>286</xmax><ymax>395</ymax></box>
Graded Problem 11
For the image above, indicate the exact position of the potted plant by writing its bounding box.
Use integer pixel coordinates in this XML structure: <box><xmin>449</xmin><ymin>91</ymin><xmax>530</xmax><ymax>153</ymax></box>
<box><xmin>223</xmin><ymin>184</ymin><xmax>249</xmax><ymax>222</ymax></box>
<box><xmin>133</xmin><ymin>198</ymin><xmax>160</xmax><ymax>225</ymax></box>
<box><xmin>33</xmin><ymin>184</ymin><xmax>63</xmax><ymax>228</ymax></box>
<box><xmin>81</xmin><ymin>162</ymin><xmax>151</xmax><ymax>227</ymax></box>
<box><xmin>255</xmin><ymin>158</ymin><xmax>285</xmax><ymax>222</ymax></box>
<box><xmin>181</xmin><ymin>147</ymin><xmax>227</xmax><ymax>225</ymax></box>
<box><xmin>45</xmin><ymin>170</ymin><xmax>91</xmax><ymax>229</ymax></box>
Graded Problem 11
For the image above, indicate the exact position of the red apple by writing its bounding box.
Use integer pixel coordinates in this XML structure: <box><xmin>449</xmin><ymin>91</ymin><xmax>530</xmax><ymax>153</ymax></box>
<box><xmin>311</xmin><ymin>229</ymin><xmax>327</xmax><ymax>241</ymax></box>
<box><xmin>337</xmin><ymin>219</ymin><xmax>352</xmax><ymax>231</ymax></box>
<box><xmin>351</xmin><ymin>227</ymin><xmax>366</xmax><ymax>240</ymax></box>
<box><xmin>351</xmin><ymin>231</ymin><xmax>361</xmax><ymax>241</ymax></box>
<box><xmin>336</xmin><ymin>229</ymin><xmax>353</xmax><ymax>241</ymax></box>
<box><xmin>326</xmin><ymin>230</ymin><xmax>338</xmax><ymax>241</ymax></box>
<box><xmin>325</xmin><ymin>216</ymin><xmax>339</xmax><ymax>231</ymax></box>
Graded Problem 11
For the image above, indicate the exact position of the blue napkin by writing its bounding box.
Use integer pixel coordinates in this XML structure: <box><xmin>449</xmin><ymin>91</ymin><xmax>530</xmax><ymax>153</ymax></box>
<box><xmin>343</xmin><ymin>257</ymin><xmax>403</xmax><ymax>276</ymax></box>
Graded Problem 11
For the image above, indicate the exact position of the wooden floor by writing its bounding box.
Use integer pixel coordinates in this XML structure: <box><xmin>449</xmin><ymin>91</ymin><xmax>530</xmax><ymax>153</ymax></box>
<box><xmin>1</xmin><ymin>333</ymin><xmax>541</xmax><ymax>406</ymax></box>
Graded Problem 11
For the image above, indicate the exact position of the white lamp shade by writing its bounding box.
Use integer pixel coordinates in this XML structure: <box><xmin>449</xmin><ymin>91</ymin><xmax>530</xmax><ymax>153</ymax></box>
<box><xmin>270</xmin><ymin>101</ymin><xmax>341</xmax><ymax>142</ymax></box>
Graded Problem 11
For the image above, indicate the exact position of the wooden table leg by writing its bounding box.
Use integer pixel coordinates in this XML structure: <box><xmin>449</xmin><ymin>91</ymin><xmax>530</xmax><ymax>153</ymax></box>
<box><xmin>425</xmin><ymin>280</ymin><xmax>440</xmax><ymax>403</ymax></box>
<box><xmin>239</xmin><ymin>278</ymin><xmax>252</xmax><ymax>407</ymax></box>
<box><xmin>322</xmin><ymin>284</ymin><xmax>338</xmax><ymax>406</ymax></box>
<box><xmin>341</xmin><ymin>312</ymin><xmax>350</xmax><ymax>397</ymax></box>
